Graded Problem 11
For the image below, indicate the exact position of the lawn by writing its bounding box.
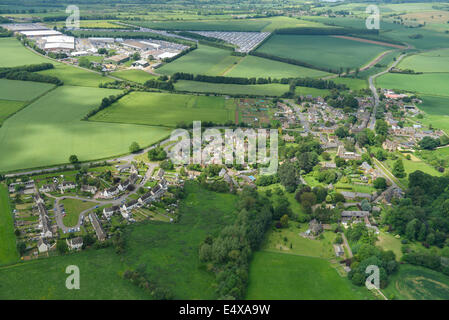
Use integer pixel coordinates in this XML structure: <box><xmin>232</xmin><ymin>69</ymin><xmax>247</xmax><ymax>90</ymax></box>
<box><xmin>112</xmin><ymin>69</ymin><xmax>158</xmax><ymax>84</ymax></box>
<box><xmin>0</xmin><ymin>86</ymin><xmax>171</xmax><ymax>172</ymax></box>
<box><xmin>90</xmin><ymin>91</ymin><xmax>236</xmax><ymax>127</ymax></box>
<box><xmin>0</xmin><ymin>37</ymin><xmax>50</xmax><ymax>67</ymax></box>
<box><xmin>122</xmin><ymin>182</ymin><xmax>237</xmax><ymax>299</ymax></box>
<box><xmin>175</xmin><ymin>80</ymin><xmax>289</xmax><ymax>97</ymax></box>
<box><xmin>383</xmin><ymin>264</ymin><xmax>449</xmax><ymax>300</ymax></box>
<box><xmin>256</xmin><ymin>34</ymin><xmax>391</xmax><ymax>71</ymax></box>
<box><xmin>0</xmin><ymin>184</ymin><xmax>19</xmax><ymax>266</ymax></box>
<box><xmin>376</xmin><ymin>231</ymin><xmax>403</xmax><ymax>260</ymax></box>
<box><xmin>226</xmin><ymin>55</ymin><xmax>330</xmax><ymax>79</ymax></box>
<box><xmin>246</xmin><ymin>251</ymin><xmax>374</xmax><ymax>299</ymax></box>
<box><xmin>0</xmin><ymin>79</ymin><xmax>55</xmax><ymax>101</ymax></box>
<box><xmin>0</xmin><ymin>248</ymin><xmax>150</xmax><ymax>299</ymax></box>
<box><xmin>61</xmin><ymin>198</ymin><xmax>96</xmax><ymax>227</ymax></box>
<box><xmin>157</xmin><ymin>45</ymin><xmax>239</xmax><ymax>76</ymax></box>
<box><xmin>377</xmin><ymin>72</ymin><xmax>449</xmax><ymax>97</ymax></box>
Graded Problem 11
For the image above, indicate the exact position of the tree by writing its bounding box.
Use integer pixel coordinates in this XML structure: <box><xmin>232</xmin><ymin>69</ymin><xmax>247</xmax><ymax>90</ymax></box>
<box><xmin>280</xmin><ymin>214</ymin><xmax>289</xmax><ymax>228</ymax></box>
<box><xmin>419</xmin><ymin>136</ymin><xmax>440</xmax><ymax>150</ymax></box>
<box><xmin>132</xmin><ymin>52</ymin><xmax>141</xmax><ymax>61</ymax></box>
<box><xmin>56</xmin><ymin>240</ymin><xmax>68</xmax><ymax>254</ymax></box>
<box><xmin>129</xmin><ymin>141</ymin><xmax>141</xmax><ymax>153</ymax></box>
<box><xmin>392</xmin><ymin>159</ymin><xmax>406</xmax><ymax>178</ymax></box>
<box><xmin>69</xmin><ymin>155</ymin><xmax>79</xmax><ymax>164</ymax></box>
<box><xmin>373</xmin><ymin>177</ymin><xmax>387</xmax><ymax>190</ymax></box>
<box><xmin>296</xmin><ymin>151</ymin><xmax>319</xmax><ymax>174</ymax></box>
<box><xmin>160</xmin><ymin>159</ymin><xmax>174</xmax><ymax>170</ymax></box>
<box><xmin>278</xmin><ymin>162</ymin><xmax>298</xmax><ymax>193</ymax></box>
<box><xmin>148</xmin><ymin>146</ymin><xmax>167</xmax><ymax>161</ymax></box>
<box><xmin>78</xmin><ymin>57</ymin><xmax>91</xmax><ymax>68</ymax></box>
<box><xmin>17</xmin><ymin>241</ymin><xmax>26</xmax><ymax>255</ymax></box>
<box><xmin>375</xmin><ymin>119</ymin><xmax>389</xmax><ymax>136</ymax></box>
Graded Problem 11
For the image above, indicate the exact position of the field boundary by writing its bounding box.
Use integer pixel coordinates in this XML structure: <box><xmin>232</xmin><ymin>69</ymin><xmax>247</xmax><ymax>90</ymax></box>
<box><xmin>332</xmin><ymin>35</ymin><xmax>407</xmax><ymax>49</ymax></box>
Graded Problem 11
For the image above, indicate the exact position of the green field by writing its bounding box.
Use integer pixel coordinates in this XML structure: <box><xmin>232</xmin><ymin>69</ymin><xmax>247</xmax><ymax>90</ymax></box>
<box><xmin>0</xmin><ymin>100</ymin><xmax>26</xmax><ymax>126</ymax></box>
<box><xmin>90</xmin><ymin>91</ymin><xmax>236</xmax><ymax>127</ymax></box>
<box><xmin>246</xmin><ymin>251</ymin><xmax>373</xmax><ymax>299</ymax></box>
<box><xmin>332</xmin><ymin>77</ymin><xmax>368</xmax><ymax>91</ymax></box>
<box><xmin>0</xmin><ymin>38</ymin><xmax>50</xmax><ymax>67</ymax></box>
<box><xmin>398</xmin><ymin>49</ymin><xmax>449</xmax><ymax>73</ymax></box>
<box><xmin>383</xmin><ymin>264</ymin><xmax>449</xmax><ymax>300</ymax></box>
<box><xmin>377</xmin><ymin>73</ymin><xmax>449</xmax><ymax>97</ymax></box>
<box><xmin>61</xmin><ymin>198</ymin><xmax>96</xmax><ymax>227</ymax></box>
<box><xmin>0</xmin><ymin>79</ymin><xmax>55</xmax><ymax>101</ymax></box>
<box><xmin>0</xmin><ymin>86</ymin><xmax>170</xmax><ymax>172</ymax></box>
<box><xmin>226</xmin><ymin>55</ymin><xmax>330</xmax><ymax>79</ymax></box>
<box><xmin>38</xmin><ymin>63</ymin><xmax>112</xmax><ymax>87</ymax></box>
<box><xmin>0</xmin><ymin>248</ymin><xmax>150</xmax><ymax>299</ymax></box>
<box><xmin>122</xmin><ymin>182</ymin><xmax>237</xmax><ymax>299</ymax></box>
<box><xmin>295</xmin><ymin>86</ymin><xmax>330</xmax><ymax>98</ymax></box>
<box><xmin>256</xmin><ymin>35</ymin><xmax>390</xmax><ymax>71</ymax></box>
<box><xmin>417</xmin><ymin>95</ymin><xmax>449</xmax><ymax>134</ymax></box>
<box><xmin>175</xmin><ymin>80</ymin><xmax>289</xmax><ymax>97</ymax></box>
<box><xmin>0</xmin><ymin>184</ymin><xmax>19</xmax><ymax>266</ymax></box>
<box><xmin>112</xmin><ymin>69</ymin><xmax>158</xmax><ymax>84</ymax></box>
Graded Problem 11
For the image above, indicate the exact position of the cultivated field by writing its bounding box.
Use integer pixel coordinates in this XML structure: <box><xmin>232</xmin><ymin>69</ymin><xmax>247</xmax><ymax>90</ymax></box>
<box><xmin>417</xmin><ymin>95</ymin><xmax>449</xmax><ymax>134</ymax></box>
<box><xmin>398</xmin><ymin>49</ymin><xmax>449</xmax><ymax>73</ymax></box>
<box><xmin>246</xmin><ymin>251</ymin><xmax>373</xmax><ymax>299</ymax></box>
<box><xmin>377</xmin><ymin>73</ymin><xmax>449</xmax><ymax>97</ymax></box>
<box><xmin>0</xmin><ymin>86</ymin><xmax>170</xmax><ymax>172</ymax></box>
<box><xmin>157</xmin><ymin>45</ymin><xmax>239</xmax><ymax>76</ymax></box>
<box><xmin>256</xmin><ymin>35</ymin><xmax>391</xmax><ymax>71</ymax></box>
<box><xmin>0</xmin><ymin>184</ymin><xmax>19</xmax><ymax>266</ymax></box>
<box><xmin>0</xmin><ymin>38</ymin><xmax>50</xmax><ymax>67</ymax></box>
<box><xmin>38</xmin><ymin>63</ymin><xmax>111</xmax><ymax>87</ymax></box>
<box><xmin>112</xmin><ymin>69</ymin><xmax>158</xmax><ymax>84</ymax></box>
<box><xmin>90</xmin><ymin>91</ymin><xmax>236</xmax><ymax>127</ymax></box>
<box><xmin>226</xmin><ymin>55</ymin><xmax>330</xmax><ymax>79</ymax></box>
<box><xmin>0</xmin><ymin>79</ymin><xmax>55</xmax><ymax>101</ymax></box>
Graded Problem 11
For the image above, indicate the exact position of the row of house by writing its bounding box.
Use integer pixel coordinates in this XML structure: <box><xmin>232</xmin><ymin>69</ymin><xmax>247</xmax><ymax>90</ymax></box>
<box><xmin>101</xmin><ymin>173</ymin><xmax>139</xmax><ymax>198</ymax></box>
<box><xmin>39</xmin><ymin>181</ymin><xmax>77</xmax><ymax>194</ymax></box>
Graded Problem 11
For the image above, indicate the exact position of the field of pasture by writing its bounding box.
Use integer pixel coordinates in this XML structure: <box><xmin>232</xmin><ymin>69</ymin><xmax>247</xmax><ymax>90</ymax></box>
<box><xmin>256</xmin><ymin>34</ymin><xmax>391</xmax><ymax>71</ymax></box>
<box><xmin>0</xmin><ymin>38</ymin><xmax>50</xmax><ymax>67</ymax></box>
<box><xmin>89</xmin><ymin>91</ymin><xmax>236</xmax><ymax>127</ymax></box>
<box><xmin>0</xmin><ymin>86</ymin><xmax>170</xmax><ymax>172</ymax></box>
<box><xmin>111</xmin><ymin>69</ymin><xmax>158</xmax><ymax>84</ymax></box>
<box><xmin>0</xmin><ymin>184</ymin><xmax>19</xmax><ymax>266</ymax></box>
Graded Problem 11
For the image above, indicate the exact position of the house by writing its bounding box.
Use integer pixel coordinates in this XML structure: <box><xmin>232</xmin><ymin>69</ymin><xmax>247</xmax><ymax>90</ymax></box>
<box><xmin>122</xmin><ymin>199</ymin><xmax>139</xmax><ymax>212</ymax></box>
<box><xmin>66</xmin><ymin>237</ymin><xmax>83</xmax><ymax>250</ymax></box>
<box><xmin>138</xmin><ymin>191</ymin><xmax>153</xmax><ymax>205</ymax></box>
<box><xmin>81</xmin><ymin>185</ymin><xmax>97</xmax><ymax>194</ymax></box>
<box><xmin>383</xmin><ymin>139</ymin><xmax>398</xmax><ymax>152</ymax></box>
<box><xmin>37</xmin><ymin>202</ymin><xmax>53</xmax><ymax>238</ymax></box>
<box><xmin>39</xmin><ymin>184</ymin><xmax>55</xmax><ymax>193</ymax></box>
<box><xmin>102</xmin><ymin>186</ymin><xmax>119</xmax><ymax>198</ymax></box>
<box><xmin>341</xmin><ymin>211</ymin><xmax>370</xmax><ymax>220</ymax></box>
<box><xmin>37</xmin><ymin>238</ymin><xmax>50</xmax><ymax>253</ymax></box>
<box><xmin>103</xmin><ymin>205</ymin><xmax>120</xmax><ymax>219</ymax></box>
<box><xmin>132</xmin><ymin>59</ymin><xmax>149</xmax><ymax>68</ymax></box>
<box><xmin>341</xmin><ymin>191</ymin><xmax>373</xmax><ymax>201</ymax></box>
<box><xmin>58</xmin><ymin>181</ymin><xmax>76</xmax><ymax>192</ymax></box>
<box><xmin>308</xmin><ymin>219</ymin><xmax>323</xmax><ymax>236</ymax></box>
<box><xmin>117</xmin><ymin>164</ymin><xmax>134</xmax><ymax>173</ymax></box>
<box><xmin>89</xmin><ymin>212</ymin><xmax>106</xmax><ymax>241</ymax></box>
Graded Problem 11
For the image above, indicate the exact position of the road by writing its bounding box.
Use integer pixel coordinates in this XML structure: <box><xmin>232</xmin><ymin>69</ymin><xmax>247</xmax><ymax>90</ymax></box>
<box><xmin>367</xmin><ymin>53</ymin><xmax>408</xmax><ymax>130</ymax></box>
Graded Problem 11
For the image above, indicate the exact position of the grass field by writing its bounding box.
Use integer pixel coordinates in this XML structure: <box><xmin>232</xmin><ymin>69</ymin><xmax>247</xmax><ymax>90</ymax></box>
<box><xmin>417</xmin><ymin>95</ymin><xmax>449</xmax><ymax>134</ymax></box>
<box><xmin>90</xmin><ymin>91</ymin><xmax>236</xmax><ymax>127</ymax></box>
<box><xmin>38</xmin><ymin>63</ymin><xmax>112</xmax><ymax>87</ymax></box>
<box><xmin>398</xmin><ymin>49</ymin><xmax>449</xmax><ymax>73</ymax></box>
<box><xmin>111</xmin><ymin>69</ymin><xmax>158</xmax><ymax>84</ymax></box>
<box><xmin>332</xmin><ymin>77</ymin><xmax>368</xmax><ymax>91</ymax></box>
<box><xmin>0</xmin><ymin>248</ymin><xmax>150</xmax><ymax>299</ymax></box>
<box><xmin>0</xmin><ymin>38</ymin><xmax>50</xmax><ymax>67</ymax></box>
<box><xmin>0</xmin><ymin>184</ymin><xmax>19</xmax><ymax>266</ymax></box>
<box><xmin>377</xmin><ymin>73</ymin><xmax>449</xmax><ymax>97</ymax></box>
<box><xmin>0</xmin><ymin>100</ymin><xmax>26</xmax><ymax>126</ymax></box>
<box><xmin>157</xmin><ymin>45</ymin><xmax>239</xmax><ymax>76</ymax></box>
<box><xmin>175</xmin><ymin>80</ymin><xmax>289</xmax><ymax>97</ymax></box>
<box><xmin>123</xmin><ymin>182</ymin><xmax>237</xmax><ymax>299</ymax></box>
<box><xmin>256</xmin><ymin>35</ymin><xmax>390</xmax><ymax>71</ymax></box>
<box><xmin>0</xmin><ymin>79</ymin><xmax>55</xmax><ymax>101</ymax></box>
<box><xmin>0</xmin><ymin>86</ymin><xmax>170</xmax><ymax>172</ymax></box>
<box><xmin>383</xmin><ymin>264</ymin><xmax>449</xmax><ymax>300</ymax></box>
<box><xmin>61</xmin><ymin>198</ymin><xmax>96</xmax><ymax>227</ymax></box>
<box><xmin>226</xmin><ymin>55</ymin><xmax>330</xmax><ymax>79</ymax></box>
<box><xmin>246</xmin><ymin>251</ymin><xmax>373</xmax><ymax>299</ymax></box>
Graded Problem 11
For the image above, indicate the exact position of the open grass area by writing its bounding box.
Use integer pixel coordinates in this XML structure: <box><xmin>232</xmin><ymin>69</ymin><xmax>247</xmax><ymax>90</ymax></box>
<box><xmin>0</xmin><ymin>248</ymin><xmax>150</xmax><ymax>299</ymax></box>
<box><xmin>61</xmin><ymin>198</ymin><xmax>96</xmax><ymax>227</ymax></box>
<box><xmin>226</xmin><ymin>55</ymin><xmax>330</xmax><ymax>79</ymax></box>
<box><xmin>377</xmin><ymin>73</ymin><xmax>449</xmax><ymax>97</ymax></box>
<box><xmin>38</xmin><ymin>63</ymin><xmax>112</xmax><ymax>87</ymax></box>
<box><xmin>398</xmin><ymin>49</ymin><xmax>449</xmax><ymax>73</ymax></box>
<box><xmin>376</xmin><ymin>231</ymin><xmax>403</xmax><ymax>260</ymax></box>
<box><xmin>122</xmin><ymin>182</ymin><xmax>237</xmax><ymax>299</ymax></box>
<box><xmin>0</xmin><ymin>79</ymin><xmax>55</xmax><ymax>101</ymax></box>
<box><xmin>175</xmin><ymin>80</ymin><xmax>289</xmax><ymax>97</ymax></box>
<box><xmin>256</xmin><ymin>34</ymin><xmax>390</xmax><ymax>71</ymax></box>
<box><xmin>383</xmin><ymin>264</ymin><xmax>449</xmax><ymax>300</ymax></box>
<box><xmin>90</xmin><ymin>91</ymin><xmax>236</xmax><ymax>127</ymax></box>
<box><xmin>0</xmin><ymin>184</ymin><xmax>19</xmax><ymax>266</ymax></box>
<box><xmin>0</xmin><ymin>86</ymin><xmax>170</xmax><ymax>172</ymax></box>
<box><xmin>157</xmin><ymin>45</ymin><xmax>239</xmax><ymax>76</ymax></box>
<box><xmin>0</xmin><ymin>38</ymin><xmax>50</xmax><ymax>67</ymax></box>
<box><xmin>246</xmin><ymin>251</ymin><xmax>374</xmax><ymax>299</ymax></box>
<box><xmin>111</xmin><ymin>69</ymin><xmax>158</xmax><ymax>84</ymax></box>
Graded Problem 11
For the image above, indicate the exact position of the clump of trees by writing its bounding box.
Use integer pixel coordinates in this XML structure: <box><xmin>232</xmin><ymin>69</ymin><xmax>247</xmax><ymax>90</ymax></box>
<box><xmin>0</xmin><ymin>63</ymin><xmax>62</xmax><ymax>85</ymax></box>
<box><xmin>83</xmin><ymin>91</ymin><xmax>129</xmax><ymax>120</ymax></box>
<box><xmin>148</xmin><ymin>146</ymin><xmax>167</xmax><ymax>161</ymax></box>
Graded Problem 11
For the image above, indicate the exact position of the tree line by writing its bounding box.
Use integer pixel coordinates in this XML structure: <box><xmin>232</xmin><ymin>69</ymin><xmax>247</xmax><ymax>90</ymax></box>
<box><xmin>83</xmin><ymin>91</ymin><xmax>130</xmax><ymax>120</ymax></box>
<box><xmin>0</xmin><ymin>63</ymin><xmax>63</xmax><ymax>85</ymax></box>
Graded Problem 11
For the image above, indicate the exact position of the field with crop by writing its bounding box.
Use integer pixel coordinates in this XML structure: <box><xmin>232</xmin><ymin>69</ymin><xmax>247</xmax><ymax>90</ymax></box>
<box><xmin>256</xmin><ymin>35</ymin><xmax>391</xmax><ymax>71</ymax></box>
<box><xmin>175</xmin><ymin>80</ymin><xmax>289</xmax><ymax>97</ymax></box>
<box><xmin>398</xmin><ymin>48</ymin><xmax>449</xmax><ymax>73</ymax></box>
<box><xmin>0</xmin><ymin>38</ymin><xmax>50</xmax><ymax>67</ymax></box>
<box><xmin>112</xmin><ymin>69</ymin><xmax>158</xmax><ymax>84</ymax></box>
<box><xmin>0</xmin><ymin>100</ymin><xmax>26</xmax><ymax>126</ymax></box>
<box><xmin>383</xmin><ymin>264</ymin><xmax>449</xmax><ymax>300</ymax></box>
<box><xmin>0</xmin><ymin>86</ymin><xmax>170</xmax><ymax>172</ymax></box>
<box><xmin>157</xmin><ymin>45</ymin><xmax>239</xmax><ymax>76</ymax></box>
<box><xmin>122</xmin><ymin>182</ymin><xmax>237</xmax><ymax>299</ymax></box>
<box><xmin>38</xmin><ymin>63</ymin><xmax>111</xmax><ymax>87</ymax></box>
<box><xmin>0</xmin><ymin>184</ymin><xmax>19</xmax><ymax>266</ymax></box>
<box><xmin>0</xmin><ymin>79</ymin><xmax>55</xmax><ymax>101</ymax></box>
<box><xmin>377</xmin><ymin>73</ymin><xmax>449</xmax><ymax>97</ymax></box>
<box><xmin>90</xmin><ymin>91</ymin><xmax>236</xmax><ymax>127</ymax></box>
<box><xmin>226</xmin><ymin>55</ymin><xmax>330</xmax><ymax>79</ymax></box>
<box><xmin>416</xmin><ymin>95</ymin><xmax>449</xmax><ymax>134</ymax></box>
<box><xmin>246</xmin><ymin>251</ymin><xmax>373</xmax><ymax>299</ymax></box>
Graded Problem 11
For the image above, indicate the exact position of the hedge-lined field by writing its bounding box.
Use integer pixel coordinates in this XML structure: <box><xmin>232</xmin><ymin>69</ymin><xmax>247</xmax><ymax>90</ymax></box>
<box><xmin>0</xmin><ymin>184</ymin><xmax>19</xmax><ymax>266</ymax></box>
<box><xmin>0</xmin><ymin>38</ymin><xmax>50</xmax><ymax>67</ymax></box>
